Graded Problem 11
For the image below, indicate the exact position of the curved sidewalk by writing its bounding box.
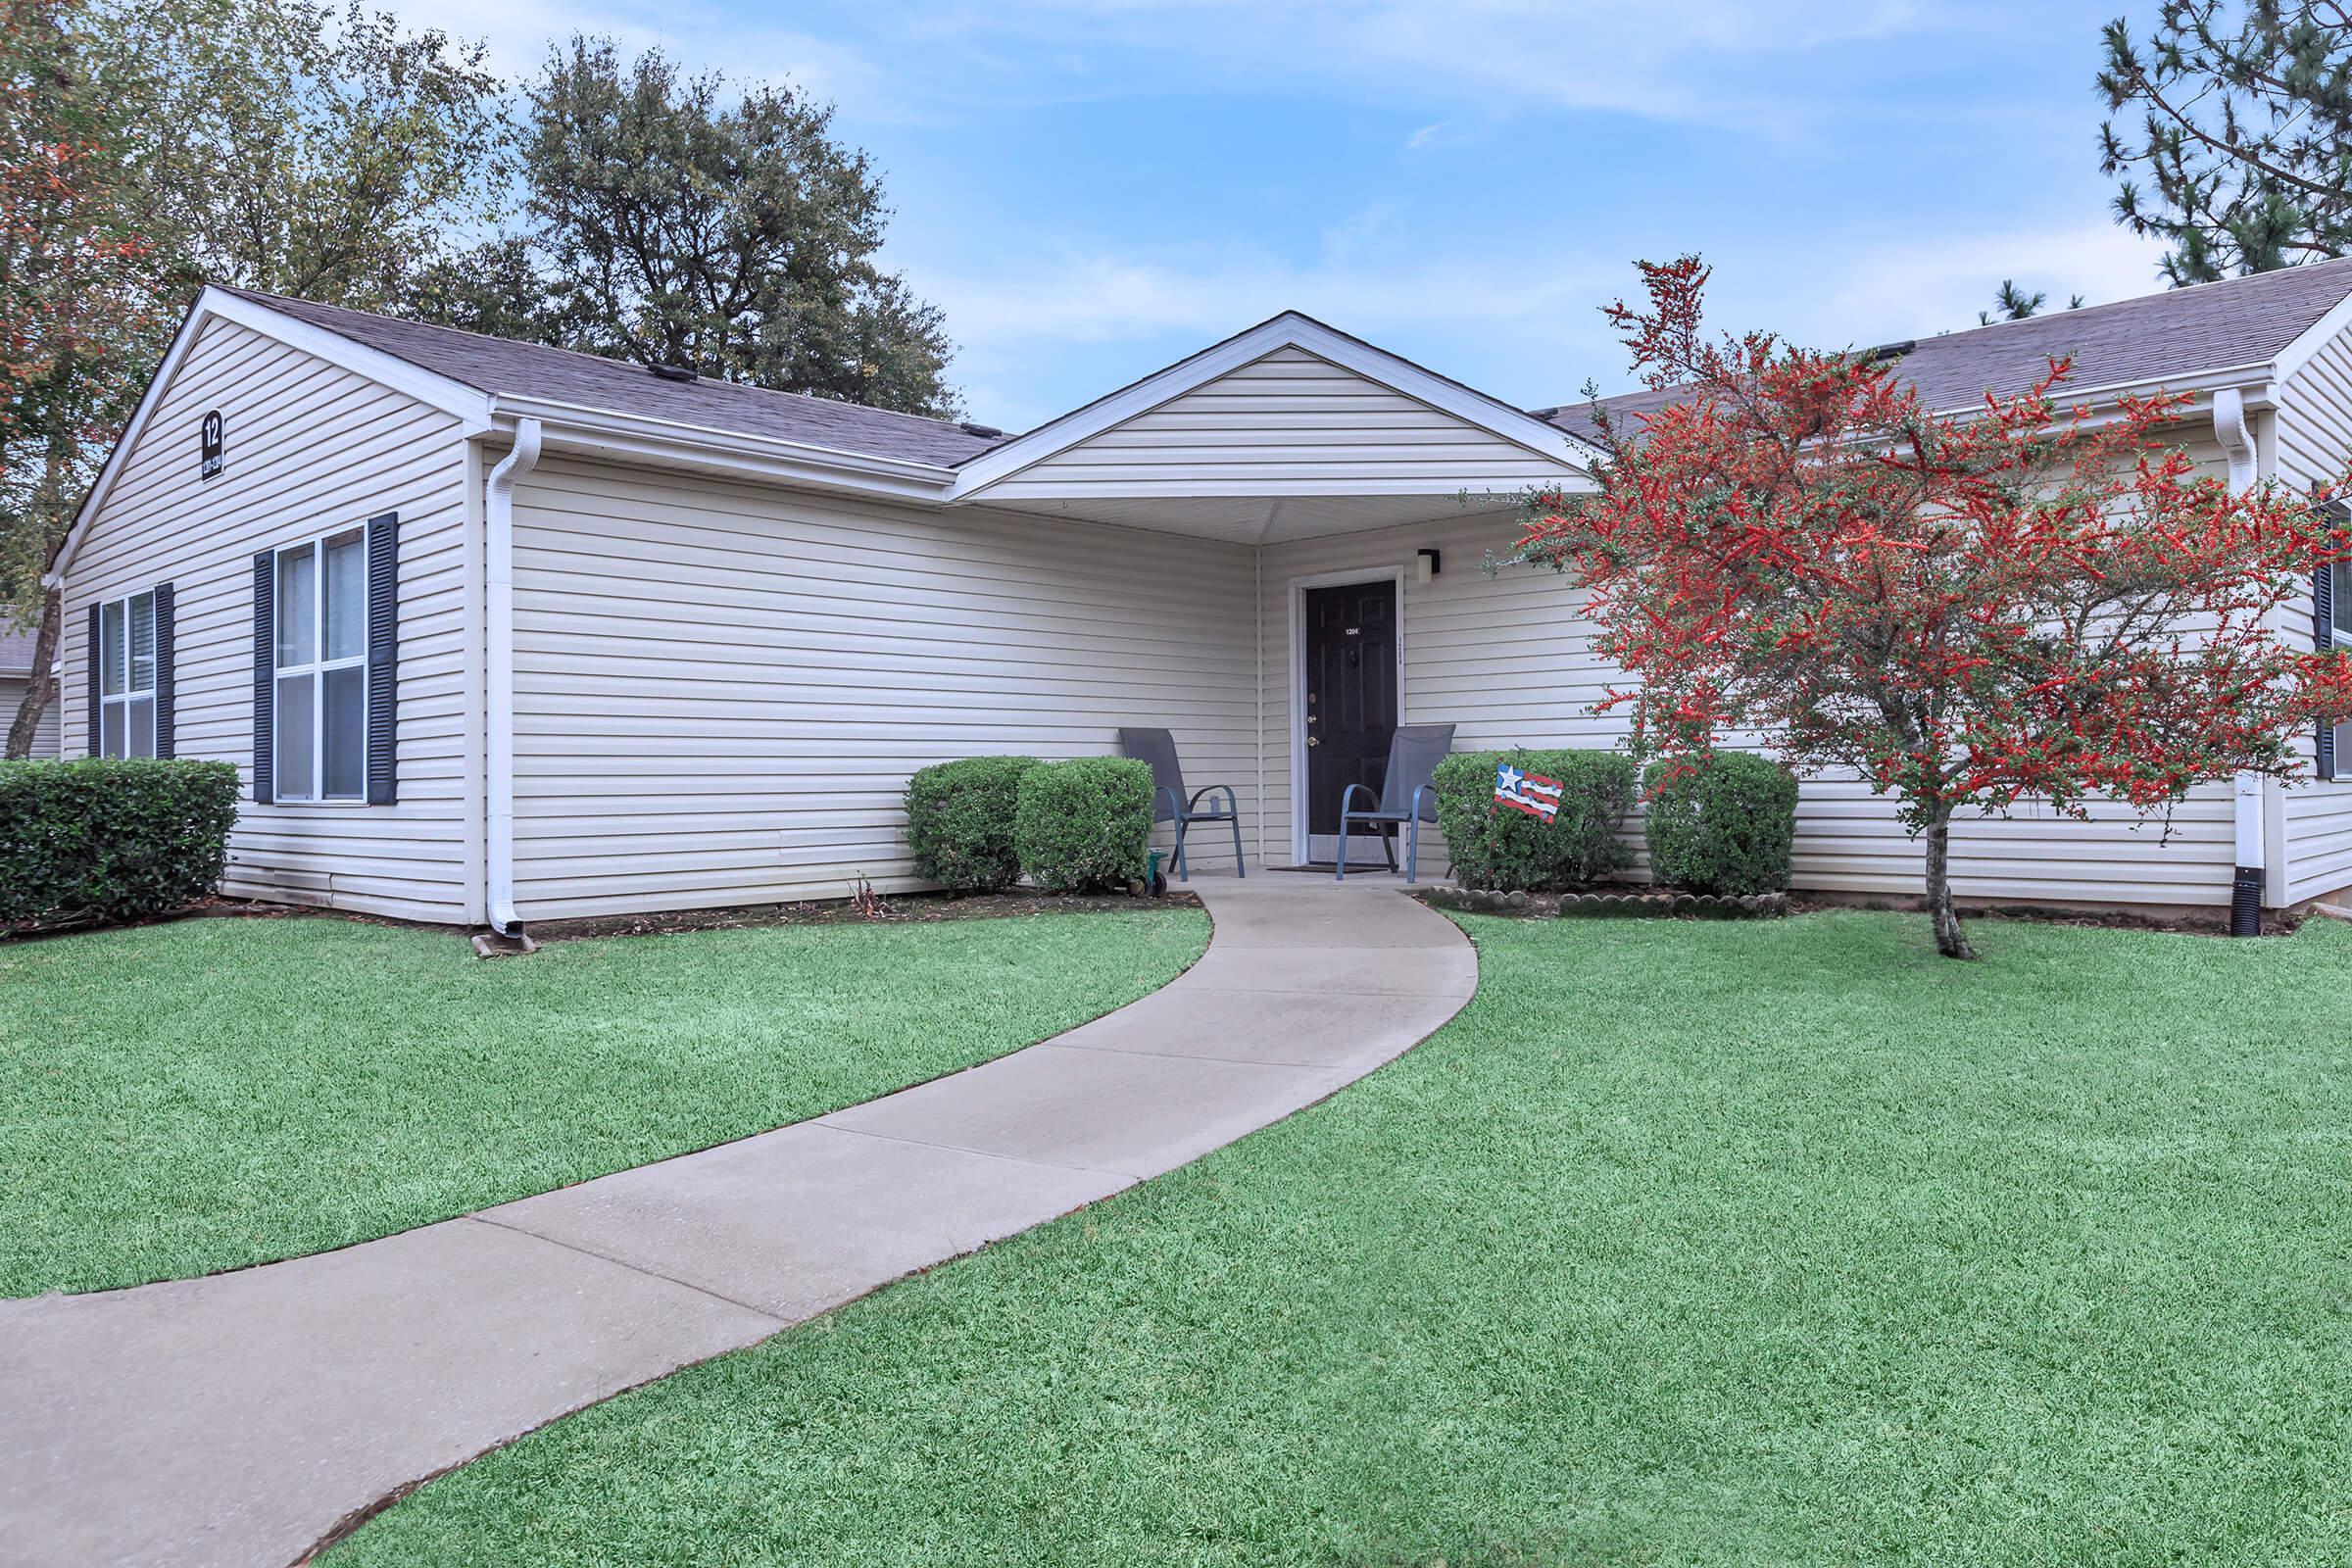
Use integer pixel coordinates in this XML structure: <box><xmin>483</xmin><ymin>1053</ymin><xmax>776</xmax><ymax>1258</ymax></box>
<box><xmin>0</xmin><ymin>876</ymin><xmax>1474</xmax><ymax>1568</ymax></box>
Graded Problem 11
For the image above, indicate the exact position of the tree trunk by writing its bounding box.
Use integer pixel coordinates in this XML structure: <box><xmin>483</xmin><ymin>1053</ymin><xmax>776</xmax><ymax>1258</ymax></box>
<box><xmin>1923</xmin><ymin>808</ymin><xmax>1975</xmax><ymax>960</ymax></box>
<box><xmin>6</xmin><ymin>587</ymin><xmax>62</xmax><ymax>760</ymax></box>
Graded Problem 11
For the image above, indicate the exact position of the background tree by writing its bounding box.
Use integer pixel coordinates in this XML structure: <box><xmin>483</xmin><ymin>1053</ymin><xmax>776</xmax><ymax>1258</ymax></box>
<box><xmin>0</xmin><ymin>0</ymin><xmax>159</xmax><ymax>757</ymax></box>
<box><xmin>3</xmin><ymin>0</ymin><xmax>507</xmax><ymax>752</ymax></box>
<box><xmin>1529</xmin><ymin>258</ymin><xmax>2352</xmax><ymax>958</ymax></box>
<box><xmin>472</xmin><ymin>37</ymin><xmax>956</xmax><ymax>416</ymax></box>
<box><xmin>2100</xmin><ymin>2</ymin><xmax>2352</xmax><ymax>282</ymax></box>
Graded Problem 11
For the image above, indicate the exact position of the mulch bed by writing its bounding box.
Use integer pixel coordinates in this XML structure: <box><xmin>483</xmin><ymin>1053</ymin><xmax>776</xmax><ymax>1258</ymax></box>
<box><xmin>528</xmin><ymin>888</ymin><xmax>1200</xmax><ymax>943</ymax></box>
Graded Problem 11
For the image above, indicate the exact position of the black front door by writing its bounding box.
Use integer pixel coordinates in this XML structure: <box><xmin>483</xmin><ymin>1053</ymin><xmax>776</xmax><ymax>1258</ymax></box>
<box><xmin>1302</xmin><ymin>579</ymin><xmax>1397</xmax><ymax>838</ymax></box>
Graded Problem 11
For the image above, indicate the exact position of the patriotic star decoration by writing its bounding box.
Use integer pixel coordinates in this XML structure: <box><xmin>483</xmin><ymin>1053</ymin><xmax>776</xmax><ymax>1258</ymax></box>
<box><xmin>1496</xmin><ymin>764</ymin><xmax>1525</xmax><ymax>791</ymax></box>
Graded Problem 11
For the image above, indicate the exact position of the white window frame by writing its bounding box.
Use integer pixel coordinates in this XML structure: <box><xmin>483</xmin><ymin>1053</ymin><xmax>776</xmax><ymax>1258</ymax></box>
<box><xmin>270</xmin><ymin>526</ymin><xmax>369</xmax><ymax>804</ymax></box>
<box><xmin>98</xmin><ymin>588</ymin><xmax>158</xmax><ymax>759</ymax></box>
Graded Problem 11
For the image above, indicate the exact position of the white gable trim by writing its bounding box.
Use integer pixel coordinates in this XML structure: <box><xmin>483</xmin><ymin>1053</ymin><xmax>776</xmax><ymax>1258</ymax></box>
<box><xmin>45</xmin><ymin>288</ymin><xmax>493</xmax><ymax>587</ymax></box>
<box><xmin>2273</xmin><ymin>280</ymin><xmax>2352</xmax><ymax>387</ymax></box>
<box><xmin>947</xmin><ymin>312</ymin><xmax>1603</xmax><ymax>500</ymax></box>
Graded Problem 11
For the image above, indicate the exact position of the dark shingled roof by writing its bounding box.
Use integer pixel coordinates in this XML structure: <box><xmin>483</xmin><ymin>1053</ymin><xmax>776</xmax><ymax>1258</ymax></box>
<box><xmin>220</xmin><ymin>287</ymin><xmax>1006</xmax><ymax>468</ymax></box>
<box><xmin>1536</xmin><ymin>256</ymin><xmax>2352</xmax><ymax>443</ymax></box>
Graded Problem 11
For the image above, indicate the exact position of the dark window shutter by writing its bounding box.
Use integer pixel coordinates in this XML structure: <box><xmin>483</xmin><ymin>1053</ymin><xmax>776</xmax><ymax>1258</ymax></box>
<box><xmin>252</xmin><ymin>551</ymin><xmax>273</xmax><ymax>804</ymax></box>
<box><xmin>2322</xmin><ymin>539</ymin><xmax>2340</xmax><ymax>783</ymax></box>
<box><xmin>365</xmin><ymin>512</ymin><xmax>398</xmax><ymax>806</ymax></box>
<box><xmin>84</xmin><ymin>603</ymin><xmax>100</xmax><ymax>758</ymax></box>
<box><xmin>153</xmin><ymin>582</ymin><xmax>175</xmax><ymax>760</ymax></box>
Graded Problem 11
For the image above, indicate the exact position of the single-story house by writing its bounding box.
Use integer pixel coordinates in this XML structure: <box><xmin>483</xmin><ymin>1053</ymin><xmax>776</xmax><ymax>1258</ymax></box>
<box><xmin>41</xmin><ymin>260</ymin><xmax>2352</xmax><ymax>930</ymax></box>
<box><xmin>1</xmin><ymin>630</ymin><xmax>61</xmax><ymax>759</ymax></box>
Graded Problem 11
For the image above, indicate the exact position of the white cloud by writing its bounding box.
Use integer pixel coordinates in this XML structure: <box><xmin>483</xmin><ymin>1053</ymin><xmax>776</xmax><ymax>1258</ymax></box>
<box><xmin>1791</xmin><ymin>221</ymin><xmax>2172</xmax><ymax>346</ymax></box>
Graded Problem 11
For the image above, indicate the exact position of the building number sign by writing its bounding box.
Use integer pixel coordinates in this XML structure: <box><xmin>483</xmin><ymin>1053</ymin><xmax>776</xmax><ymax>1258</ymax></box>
<box><xmin>201</xmin><ymin>410</ymin><xmax>224</xmax><ymax>480</ymax></box>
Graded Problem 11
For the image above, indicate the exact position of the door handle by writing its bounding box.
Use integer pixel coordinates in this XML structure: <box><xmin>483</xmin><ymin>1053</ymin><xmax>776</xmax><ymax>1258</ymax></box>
<box><xmin>1305</xmin><ymin>736</ymin><xmax>1320</xmax><ymax>747</ymax></box>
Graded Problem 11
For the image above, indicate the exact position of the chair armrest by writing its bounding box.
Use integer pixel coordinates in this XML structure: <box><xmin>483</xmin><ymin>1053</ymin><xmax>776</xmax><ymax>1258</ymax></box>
<box><xmin>1154</xmin><ymin>784</ymin><xmax>1183</xmax><ymax>822</ymax></box>
<box><xmin>1410</xmin><ymin>782</ymin><xmax>1437</xmax><ymax>822</ymax></box>
<box><xmin>1339</xmin><ymin>782</ymin><xmax>1378</xmax><ymax>816</ymax></box>
<box><xmin>1188</xmin><ymin>784</ymin><xmax>1239</xmax><ymax>813</ymax></box>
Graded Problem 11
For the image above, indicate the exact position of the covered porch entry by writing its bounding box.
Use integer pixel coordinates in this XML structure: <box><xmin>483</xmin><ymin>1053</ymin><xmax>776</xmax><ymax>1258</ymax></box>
<box><xmin>944</xmin><ymin>312</ymin><xmax>1601</xmax><ymax>875</ymax></box>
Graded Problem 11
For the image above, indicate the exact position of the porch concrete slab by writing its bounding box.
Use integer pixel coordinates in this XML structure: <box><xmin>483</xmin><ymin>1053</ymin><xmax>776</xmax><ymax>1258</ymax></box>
<box><xmin>819</xmin><ymin>1044</ymin><xmax>1356</xmax><ymax>1180</ymax></box>
<box><xmin>1174</xmin><ymin>887</ymin><xmax>1463</xmax><ymax>948</ymax></box>
<box><xmin>1054</xmin><ymin>986</ymin><xmax>1466</xmax><ymax>1069</ymax></box>
<box><xmin>0</xmin><ymin>1217</ymin><xmax>777</xmax><ymax>1568</ymax></box>
<box><xmin>483</xmin><ymin>1122</ymin><xmax>1132</xmax><ymax>1321</ymax></box>
<box><xmin>1180</xmin><ymin>941</ymin><xmax>1478</xmax><ymax>999</ymax></box>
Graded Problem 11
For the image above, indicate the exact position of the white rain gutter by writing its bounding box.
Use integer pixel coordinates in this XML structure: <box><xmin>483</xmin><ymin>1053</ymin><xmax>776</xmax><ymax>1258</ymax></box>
<box><xmin>484</xmin><ymin>417</ymin><xmax>542</xmax><ymax>935</ymax></box>
<box><xmin>2214</xmin><ymin>386</ymin><xmax>2267</xmax><ymax>936</ymax></box>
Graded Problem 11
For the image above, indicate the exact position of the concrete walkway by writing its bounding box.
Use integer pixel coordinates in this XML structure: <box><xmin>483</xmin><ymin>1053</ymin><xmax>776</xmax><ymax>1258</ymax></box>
<box><xmin>0</xmin><ymin>875</ymin><xmax>1474</xmax><ymax>1568</ymax></box>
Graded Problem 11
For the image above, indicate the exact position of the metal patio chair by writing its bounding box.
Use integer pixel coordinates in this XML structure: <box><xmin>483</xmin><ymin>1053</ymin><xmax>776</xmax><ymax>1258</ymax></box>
<box><xmin>1118</xmin><ymin>727</ymin><xmax>1245</xmax><ymax>880</ymax></box>
<box><xmin>1335</xmin><ymin>722</ymin><xmax>1455</xmax><ymax>883</ymax></box>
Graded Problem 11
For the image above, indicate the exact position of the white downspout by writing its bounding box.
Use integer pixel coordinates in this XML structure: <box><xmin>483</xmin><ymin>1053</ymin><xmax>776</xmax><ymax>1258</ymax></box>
<box><xmin>485</xmin><ymin>417</ymin><xmax>542</xmax><ymax>935</ymax></box>
<box><xmin>2214</xmin><ymin>387</ymin><xmax>2265</xmax><ymax>935</ymax></box>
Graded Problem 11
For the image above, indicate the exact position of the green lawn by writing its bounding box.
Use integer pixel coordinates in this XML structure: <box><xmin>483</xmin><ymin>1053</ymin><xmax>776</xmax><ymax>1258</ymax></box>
<box><xmin>332</xmin><ymin>910</ymin><xmax>2352</xmax><ymax>1566</ymax></box>
<box><xmin>0</xmin><ymin>907</ymin><xmax>1207</xmax><ymax>1297</ymax></box>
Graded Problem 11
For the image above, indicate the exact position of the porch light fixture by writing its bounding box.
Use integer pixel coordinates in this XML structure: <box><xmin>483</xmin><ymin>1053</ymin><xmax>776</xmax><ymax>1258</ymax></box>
<box><xmin>1416</xmin><ymin>548</ymin><xmax>1442</xmax><ymax>584</ymax></box>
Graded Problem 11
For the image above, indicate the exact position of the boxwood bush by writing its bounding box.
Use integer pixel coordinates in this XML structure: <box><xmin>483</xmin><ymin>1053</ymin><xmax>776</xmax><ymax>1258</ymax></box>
<box><xmin>1015</xmin><ymin>757</ymin><xmax>1153</xmax><ymax>894</ymax></box>
<box><xmin>1642</xmin><ymin>751</ymin><xmax>1799</xmax><ymax>897</ymax></box>
<box><xmin>2</xmin><ymin>758</ymin><xmax>241</xmax><ymax>931</ymax></box>
<box><xmin>904</xmin><ymin>755</ymin><xmax>1040</xmax><ymax>892</ymax></box>
<box><xmin>1431</xmin><ymin>749</ymin><xmax>1635</xmax><ymax>891</ymax></box>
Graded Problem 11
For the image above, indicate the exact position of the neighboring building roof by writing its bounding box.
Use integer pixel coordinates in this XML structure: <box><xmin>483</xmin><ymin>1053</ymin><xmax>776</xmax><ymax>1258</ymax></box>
<box><xmin>1537</xmin><ymin>255</ymin><xmax>2352</xmax><ymax>443</ymax></box>
<box><xmin>0</xmin><ymin>629</ymin><xmax>40</xmax><ymax>676</ymax></box>
<box><xmin>216</xmin><ymin>287</ymin><xmax>1007</xmax><ymax>468</ymax></box>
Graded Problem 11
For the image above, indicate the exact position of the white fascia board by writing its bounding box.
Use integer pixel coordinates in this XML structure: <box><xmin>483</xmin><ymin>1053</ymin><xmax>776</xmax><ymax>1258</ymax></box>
<box><xmin>202</xmin><ymin>289</ymin><xmax>496</xmax><ymax>430</ymax></box>
<box><xmin>947</xmin><ymin>311</ymin><xmax>1603</xmax><ymax>500</ymax></box>
<box><xmin>1928</xmin><ymin>360</ymin><xmax>2281</xmax><ymax>424</ymax></box>
<box><xmin>2272</xmin><ymin>283</ymin><xmax>2352</xmax><ymax>387</ymax></box>
<box><xmin>493</xmin><ymin>396</ymin><xmax>957</xmax><ymax>502</ymax></box>
<box><xmin>45</xmin><ymin>287</ymin><xmax>494</xmax><ymax>588</ymax></box>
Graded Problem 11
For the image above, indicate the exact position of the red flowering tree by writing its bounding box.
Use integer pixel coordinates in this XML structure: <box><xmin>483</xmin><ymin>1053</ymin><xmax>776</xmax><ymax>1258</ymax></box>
<box><xmin>1524</xmin><ymin>257</ymin><xmax>2352</xmax><ymax>958</ymax></box>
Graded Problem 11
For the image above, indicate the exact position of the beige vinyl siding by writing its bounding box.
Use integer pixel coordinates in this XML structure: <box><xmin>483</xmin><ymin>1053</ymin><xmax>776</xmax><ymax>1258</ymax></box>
<box><xmin>508</xmin><ymin>457</ymin><xmax>1257</xmax><ymax>919</ymax></box>
<box><xmin>1</xmin><ymin>674</ymin><xmax>60</xmax><ymax>758</ymax></box>
<box><xmin>2271</xmin><ymin>329</ymin><xmax>2352</xmax><ymax>904</ymax></box>
<box><xmin>57</xmin><ymin>317</ymin><xmax>478</xmax><ymax>922</ymax></box>
<box><xmin>973</xmin><ymin>347</ymin><xmax>1577</xmax><ymax>501</ymax></box>
<box><xmin>1255</xmin><ymin>503</ymin><xmax>2238</xmax><ymax>908</ymax></box>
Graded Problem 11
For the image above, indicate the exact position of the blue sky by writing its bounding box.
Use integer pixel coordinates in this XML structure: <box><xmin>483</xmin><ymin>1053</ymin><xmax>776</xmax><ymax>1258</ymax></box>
<box><xmin>405</xmin><ymin>0</ymin><xmax>2166</xmax><ymax>431</ymax></box>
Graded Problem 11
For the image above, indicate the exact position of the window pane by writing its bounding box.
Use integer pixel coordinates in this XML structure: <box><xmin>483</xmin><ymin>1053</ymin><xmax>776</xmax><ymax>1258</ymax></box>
<box><xmin>128</xmin><ymin>695</ymin><xmax>155</xmax><ymax>759</ymax></box>
<box><xmin>101</xmin><ymin>600</ymin><xmax>125</xmax><ymax>697</ymax></box>
<box><xmin>128</xmin><ymin>590</ymin><xmax>155</xmax><ymax>696</ymax></box>
<box><xmin>101</xmin><ymin>700</ymin><xmax>124</xmax><ymax>758</ymax></box>
<box><xmin>276</xmin><ymin>546</ymin><xmax>317</xmax><ymax>668</ymax></box>
<box><xmin>322</xmin><ymin>664</ymin><xmax>365</xmax><ymax>799</ymax></box>
<box><xmin>324</xmin><ymin>531</ymin><xmax>366</xmax><ymax>662</ymax></box>
<box><xmin>274</xmin><ymin>671</ymin><xmax>315</xmax><ymax>800</ymax></box>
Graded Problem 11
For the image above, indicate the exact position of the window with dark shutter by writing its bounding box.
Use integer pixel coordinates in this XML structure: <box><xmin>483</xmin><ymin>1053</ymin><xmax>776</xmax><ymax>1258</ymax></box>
<box><xmin>251</xmin><ymin>550</ymin><xmax>273</xmax><ymax>803</ymax></box>
<box><xmin>365</xmin><ymin>512</ymin><xmax>398</xmax><ymax>805</ymax></box>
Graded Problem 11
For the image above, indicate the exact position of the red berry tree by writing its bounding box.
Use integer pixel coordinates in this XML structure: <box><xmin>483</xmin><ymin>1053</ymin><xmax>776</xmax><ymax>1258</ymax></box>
<box><xmin>1524</xmin><ymin>257</ymin><xmax>2352</xmax><ymax>958</ymax></box>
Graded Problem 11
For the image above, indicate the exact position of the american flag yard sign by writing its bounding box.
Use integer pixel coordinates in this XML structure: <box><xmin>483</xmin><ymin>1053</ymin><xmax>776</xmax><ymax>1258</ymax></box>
<box><xmin>1494</xmin><ymin>762</ymin><xmax>1563</xmax><ymax>822</ymax></box>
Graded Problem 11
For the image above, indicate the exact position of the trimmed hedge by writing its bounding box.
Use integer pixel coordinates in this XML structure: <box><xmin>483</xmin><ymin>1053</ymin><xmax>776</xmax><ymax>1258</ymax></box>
<box><xmin>1015</xmin><ymin>757</ymin><xmax>1153</xmax><ymax>894</ymax></box>
<box><xmin>1642</xmin><ymin>752</ymin><xmax>1799</xmax><ymax>897</ymax></box>
<box><xmin>905</xmin><ymin>756</ymin><xmax>1040</xmax><ymax>892</ymax></box>
<box><xmin>1431</xmin><ymin>749</ymin><xmax>1635</xmax><ymax>892</ymax></box>
<box><xmin>2</xmin><ymin>758</ymin><xmax>241</xmax><ymax>931</ymax></box>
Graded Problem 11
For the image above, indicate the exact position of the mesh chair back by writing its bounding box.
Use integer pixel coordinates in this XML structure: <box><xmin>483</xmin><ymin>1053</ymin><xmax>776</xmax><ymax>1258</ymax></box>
<box><xmin>1117</xmin><ymin>727</ymin><xmax>1187</xmax><ymax>823</ymax></box>
<box><xmin>1380</xmin><ymin>723</ymin><xmax>1455</xmax><ymax>820</ymax></box>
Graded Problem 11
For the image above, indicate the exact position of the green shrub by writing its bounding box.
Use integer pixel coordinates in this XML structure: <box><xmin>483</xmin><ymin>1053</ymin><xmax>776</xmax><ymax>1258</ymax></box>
<box><xmin>1431</xmin><ymin>749</ymin><xmax>1635</xmax><ymax>891</ymax></box>
<box><xmin>1</xmin><ymin>758</ymin><xmax>241</xmax><ymax>931</ymax></box>
<box><xmin>1015</xmin><ymin>757</ymin><xmax>1153</xmax><ymax>894</ymax></box>
<box><xmin>1642</xmin><ymin>751</ymin><xmax>1799</xmax><ymax>896</ymax></box>
<box><xmin>905</xmin><ymin>756</ymin><xmax>1040</xmax><ymax>892</ymax></box>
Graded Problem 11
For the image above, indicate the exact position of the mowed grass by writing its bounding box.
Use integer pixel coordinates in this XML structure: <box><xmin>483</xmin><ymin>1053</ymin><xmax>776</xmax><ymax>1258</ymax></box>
<box><xmin>0</xmin><ymin>906</ymin><xmax>1207</xmax><ymax>1298</ymax></box>
<box><xmin>333</xmin><ymin>910</ymin><xmax>2352</xmax><ymax>1567</ymax></box>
